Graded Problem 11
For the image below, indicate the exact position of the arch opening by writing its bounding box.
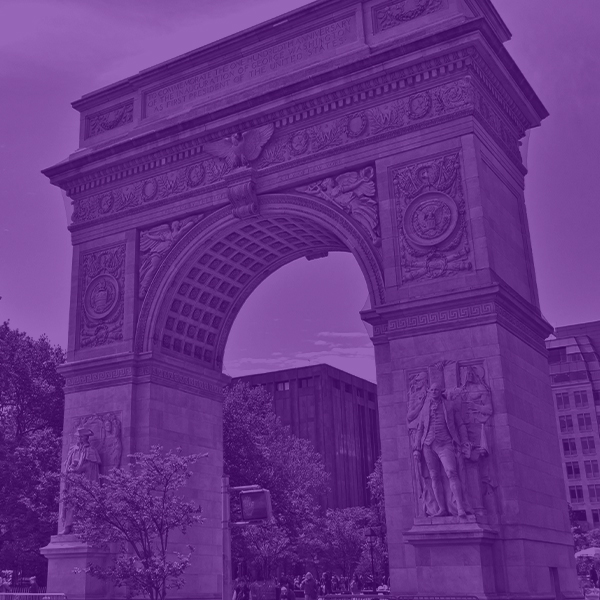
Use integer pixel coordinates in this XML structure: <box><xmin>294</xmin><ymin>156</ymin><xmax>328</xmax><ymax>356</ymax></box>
<box><xmin>137</xmin><ymin>193</ymin><xmax>384</xmax><ymax>373</ymax></box>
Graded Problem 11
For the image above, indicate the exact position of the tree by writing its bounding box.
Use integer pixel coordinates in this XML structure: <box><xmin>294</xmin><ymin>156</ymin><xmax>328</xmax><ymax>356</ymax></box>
<box><xmin>366</xmin><ymin>456</ymin><xmax>388</xmax><ymax>578</ymax></box>
<box><xmin>223</xmin><ymin>383</ymin><xmax>329</xmax><ymax>576</ymax></box>
<box><xmin>317</xmin><ymin>507</ymin><xmax>372</xmax><ymax>577</ymax></box>
<box><xmin>64</xmin><ymin>446</ymin><xmax>205</xmax><ymax>600</ymax></box>
<box><xmin>0</xmin><ymin>322</ymin><xmax>64</xmax><ymax>582</ymax></box>
<box><xmin>239</xmin><ymin>521</ymin><xmax>295</xmax><ymax>580</ymax></box>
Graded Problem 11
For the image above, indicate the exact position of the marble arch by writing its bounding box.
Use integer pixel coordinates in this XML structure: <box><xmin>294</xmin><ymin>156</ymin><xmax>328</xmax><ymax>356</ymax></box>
<box><xmin>137</xmin><ymin>193</ymin><xmax>385</xmax><ymax>371</ymax></box>
<box><xmin>42</xmin><ymin>1</ymin><xmax>581</xmax><ymax>600</ymax></box>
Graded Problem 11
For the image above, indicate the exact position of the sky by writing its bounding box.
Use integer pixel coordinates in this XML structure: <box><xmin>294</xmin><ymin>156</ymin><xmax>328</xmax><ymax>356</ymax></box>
<box><xmin>0</xmin><ymin>0</ymin><xmax>599</xmax><ymax>383</ymax></box>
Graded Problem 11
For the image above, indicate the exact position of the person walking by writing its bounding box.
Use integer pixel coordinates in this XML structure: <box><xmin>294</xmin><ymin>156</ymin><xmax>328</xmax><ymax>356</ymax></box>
<box><xmin>590</xmin><ymin>566</ymin><xmax>599</xmax><ymax>589</ymax></box>
<box><xmin>302</xmin><ymin>573</ymin><xmax>318</xmax><ymax>600</ymax></box>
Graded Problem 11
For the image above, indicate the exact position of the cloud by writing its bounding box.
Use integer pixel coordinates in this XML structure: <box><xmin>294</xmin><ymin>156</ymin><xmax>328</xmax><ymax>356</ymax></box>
<box><xmin>317</xmin><ymin>331</ymin><xmax>369</xmax><ymax>339</ymax></box>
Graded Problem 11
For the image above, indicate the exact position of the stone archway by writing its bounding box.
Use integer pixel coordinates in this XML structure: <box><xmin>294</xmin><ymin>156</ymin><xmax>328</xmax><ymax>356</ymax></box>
<box><xmin>137</xmin><ymin>192</ymin><xmax>385</xmax><ymax>371</ymax></box>
<box><xmin>42</xmin><ymin>1</ymin><xmax>581</xmax><ymax>600</ymax></box>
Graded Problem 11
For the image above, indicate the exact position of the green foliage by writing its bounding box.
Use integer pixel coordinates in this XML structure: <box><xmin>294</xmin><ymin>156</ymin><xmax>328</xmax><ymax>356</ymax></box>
<box><xmin>223</xmin><ymin>382</ymin><xmax>329</xmax><ymax>576</ymax></box>
<box><xmin>365</xmin><ymin>456</ymin><xmax>388</xmax><ymax>577</ymax></box>
<box><xmin>0</xmin><ymin>322</ymin><xmax>64</xmax><ymax>581</ymax></box>
<box><xmin>64</xmin><ymin>446</ymin><xmax>205</xmax><ymax>600</ymax></box>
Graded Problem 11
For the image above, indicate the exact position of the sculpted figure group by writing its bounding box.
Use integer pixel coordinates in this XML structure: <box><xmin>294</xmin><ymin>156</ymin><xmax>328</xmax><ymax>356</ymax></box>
<box><xmin>407</xmin><ymin>364</ymin><xmax>493</xmax><ymax>519</ymax></box>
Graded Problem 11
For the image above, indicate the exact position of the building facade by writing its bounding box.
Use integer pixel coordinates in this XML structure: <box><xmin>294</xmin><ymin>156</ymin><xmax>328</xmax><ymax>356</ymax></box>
<box><xmin>233</xmin><ymin>364</ymin><xmax>380</xmax><ymax>510</ymax></box>
<box><xmin>547</xmin><ymin>321</ymin><xmax>600</xmax><ymax>529</ymax></box>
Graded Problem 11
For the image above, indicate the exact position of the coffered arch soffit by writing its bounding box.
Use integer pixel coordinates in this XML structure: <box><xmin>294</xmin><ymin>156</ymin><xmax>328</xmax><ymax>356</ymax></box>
<box><xmin>136</xmin><ymin>192</ymin><xmax>385</xmax><ymax>373</ymax></box>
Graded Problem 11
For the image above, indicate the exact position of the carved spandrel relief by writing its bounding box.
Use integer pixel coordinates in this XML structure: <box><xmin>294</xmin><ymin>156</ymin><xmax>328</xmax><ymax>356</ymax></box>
<box><xmin>407</xmin><ymin>360</ymin><xmax>495</xmax><ymax>521</ymax></box>
<box><xmin>296</xmin><ymin>166</ymin><xmax>381</xmax><ymax>246</ymax></box>
<box><xmin>372</xmin><ymin>0</ymin><xmax>445</xmax><ymax>34</ymax></box>
<box><xmin>71</xmin><ymin>411</ymin><xmax>123</xmax><ymax>474</ymax></box>
<box><xmin>79</xmin><ymin>245</ymin><xmax>125</xmax><ymax>348</ymax></box>
<box><xmin>393</xmin><ymin>152</ymin><xmax>473</xmax><ymax>284</ymax></box>
<box><xmin>139</xmin><ymin>216</ymin><xmax>201</xmax><ymax>300</ymax></box>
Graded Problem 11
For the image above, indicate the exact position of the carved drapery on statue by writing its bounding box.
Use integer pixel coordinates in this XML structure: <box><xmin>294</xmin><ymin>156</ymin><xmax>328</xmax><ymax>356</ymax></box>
<box><xmin>296</xmin><ymin>166</ymin><xmax>381</xmax><ymax>246</ymax></box>
<box><xmin>139</xmin><ymin>216</ymin><xmax>200</xmax><ymax>299</ymax></box>
<box><xmin>59</xmin><ymin>412</ymin><xmax>123</xmax><ymax>535</ymax></box>
<box><xmin>407</xmin><ymin>361</ymin><xmax>494</xmax><ymax>521</ymax></box>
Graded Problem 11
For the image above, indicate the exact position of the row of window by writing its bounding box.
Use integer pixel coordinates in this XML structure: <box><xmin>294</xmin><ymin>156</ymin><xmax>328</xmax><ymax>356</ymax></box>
<box><xmin>566</xmin><ymin>460</ymin><xmax>600</xmax><ymax>480</ymax></box>
<box><xmin>563</xmin><ymin>437</ymin><xmax>596</xmax><ymax>457</ymax></box>
<box><xmin>559</xmin><ymin>412</ymin><xmax>594</xmax><ymax>433</ymax></box>
<box><xmin>556</xmin><ymin>390</ymin><xmax>589</xmax><ymax>411</ymax></box>
<box><xmin>331</xmin><ymin>378</ymin><xmax>375</xmax><ymax>400</ymax></box>
<box><xmin>569</xmin><ymin>484</ymin><xmax>600</xmax><ymax>504</ymax></box>
<box><xmin>274</xmin><ymin>378</ymin><xmax>375</xmax><ymax>401</ymax></box>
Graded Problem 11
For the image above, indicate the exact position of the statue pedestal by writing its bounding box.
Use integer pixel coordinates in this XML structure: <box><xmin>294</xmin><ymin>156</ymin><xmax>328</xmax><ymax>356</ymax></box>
<box><xmin>404</xmin><ymin>516</ymin><xmax>499</xmax><ymax>597</ymax></box>
<box><xmin>41</xmin><ymin>535</ymin><xmax>113</xmax><ymax>600</ymax></box>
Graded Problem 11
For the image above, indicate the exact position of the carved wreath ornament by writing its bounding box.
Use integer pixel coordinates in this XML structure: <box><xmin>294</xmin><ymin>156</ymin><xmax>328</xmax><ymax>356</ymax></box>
<box><xmin>394</xmin><ymin>153</ymin><xmax>472</xmax><ymax>283</ymax></box>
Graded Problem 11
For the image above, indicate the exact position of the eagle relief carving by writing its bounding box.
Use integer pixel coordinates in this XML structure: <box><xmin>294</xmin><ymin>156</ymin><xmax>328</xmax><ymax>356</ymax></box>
<box><xmin>204</xmin><ymin>124</ymin><xmax>275</xmax><ymax>171</ymax></box>
<box><xmin>296</xmin><ymin>166</ymin><xmax>381</xmax><ymax>246</ymax></box>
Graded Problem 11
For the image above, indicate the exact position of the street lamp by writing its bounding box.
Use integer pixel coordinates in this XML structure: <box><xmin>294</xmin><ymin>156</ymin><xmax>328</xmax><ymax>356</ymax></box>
<box><xmin>366</xmin><ymin>527</ymin><xmax>378</xmax><ymax>593</ymax></box>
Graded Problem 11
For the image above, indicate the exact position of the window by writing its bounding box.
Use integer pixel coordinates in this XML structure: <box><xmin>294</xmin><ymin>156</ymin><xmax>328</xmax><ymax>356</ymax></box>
<box><xmin>575</xmin><ymin>391</ymin><xmax>589</xmax><ymax>408</ymax></box>
<box><xmin>593</xmin><ymin>509</ymin><xmax>600</xmax><ymax>526</ymax></box>
<box><xmin>556</xmin><ymin>392</ymin><xmax>570</xmax><ymax>411</ymax></box>
<box><xmin>585</xmin><ymin>460</ymin><xmax>600</xmax><ymax>479</ymax></box>
<box><xmin>566</xmin><ymin>462</ymin><xmax>581</xmax><ymax>480</ymax></box>
<box><xmin>589</xmin><ymin>485</ymin><xmax>600</xmax><ymax>503</ymax></box>
<box><xmin>298</xmin><ymin>378</ymin><xmax>311</xmax><ymax>389</ymax></box>
<box><xmin>368</xmin><ymin>392</ymin><xmax>376</xmax><ymax>403</ymax></box>
<box><xmin>570</xmin><ymin>353</ymin><xmax>584</xmax><ymax>362</ymax></box>
<box><xmin>549</xmin><ymin>348</ymin><xmax>567</xmax><ymax>364</ymax></box>
<box><xmin>578</xmin><ymin>413</ymin><xmax>593</xmax><ymax>432</ymax></box>
<box><xmin>332</xmin><ymin>378</ymin><xmax>340</xmax><ymax>390</ymax></box>
<box><xmin>570</xmin><ymin>485</ymin><xmax>584</xmax><ymax>503</ymax></box>
<box><xmin>345</xmin><ymin>383</ymin><xmax>352</xmax><ymax>393</ymax></box>
<box><xmin>582</xmin><ymin>437</ymin><xmax>596</xmax><ymax>455</ymax></box>
<box><xmin>573</xmin><ymin>509</ymin><xmax>588</xmax><ymax>523</ymax></box>
<box><xmin>356</xmin><ymin>388</ymin><xmax>364</xmax><ymax>398</ymax></box>
<box><xmin>563</xmin><ymin>438</ymin><xmax>577</xmax><ymax>457</ymax></box>
<box><xmin>559</xmin><ymin>415</ymin><xmax>573</xmax><ymax>433</ymax></box>
<box><xmin>276</xmin><ymin>381</ymin><xmax>290</xmax><ymax>392</ymax></box>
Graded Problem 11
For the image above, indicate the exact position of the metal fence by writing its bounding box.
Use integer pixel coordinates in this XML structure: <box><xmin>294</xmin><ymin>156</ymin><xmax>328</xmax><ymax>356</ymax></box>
<box><xmin>0</xmin><ymin>594</ymin><xmax>66</xmax><ymax>600</ymax></box>
<box><xmin>323</xmin><ymin>595</ymin><xmax>479</xmax><ymax>600</ymax></box>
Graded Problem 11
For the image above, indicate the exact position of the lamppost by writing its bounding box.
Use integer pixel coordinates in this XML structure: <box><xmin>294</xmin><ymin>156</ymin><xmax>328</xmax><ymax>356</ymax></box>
<box><xmin>366</xmin><ymin>528</ymin><xmax>377</xmax><ymax>593</ymax></box>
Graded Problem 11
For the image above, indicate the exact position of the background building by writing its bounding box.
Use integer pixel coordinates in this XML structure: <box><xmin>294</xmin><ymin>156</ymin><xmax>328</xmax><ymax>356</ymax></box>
<box><xmin>547</xmin><ymin>321</ymin><xmax>600</xmax><ymax>529</ymax></box>
<box><xmin>233</xmin><ymin>364</ymin><xmax>379</xmax><ymax>509</ymax></box>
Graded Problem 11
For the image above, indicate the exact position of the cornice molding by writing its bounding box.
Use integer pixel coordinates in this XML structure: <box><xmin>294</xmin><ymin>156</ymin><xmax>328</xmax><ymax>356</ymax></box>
<box><xmin>365</xmin><ymin>283</ymin><xmax>551</xmax><ymax>354</ymax></box>
<box><xmin>46</xmin><ymin>20</ymin><xmax>537</xmax><ymax>189</ymax></box>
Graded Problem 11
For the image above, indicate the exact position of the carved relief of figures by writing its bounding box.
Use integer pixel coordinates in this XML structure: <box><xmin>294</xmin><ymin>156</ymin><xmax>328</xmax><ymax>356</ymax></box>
<box><xmin>72</xmin><ymin>411</ymin><xmax>123</xmax><ymax>474</ymax></box>
<box><xmin>296</xmin><ymin>166</ymin><xmax>381</xmax><ymax>246</ymax></box>
<box><xmin>80</xmin><ymin>245</ymin><xmax>126</xmax><ymax>348</ymax></box>
<box><xmin>59</xmin><ymin>427</ymin><xmax>101</xmax><ymax>535</ymax></box>
<box><xmin>393</xmin><ymin>153</ymin><xmax>473</xmax><ymax>283</ymax></box>
<box><xmin>139</xmin><ymin>216</ymin><xmax>200</xmax><ymax>299</ymax></box>
<box><xmin>407</xmin><ymin>361</ymin><xmax>495</xmax><ymax>521</ymax></box>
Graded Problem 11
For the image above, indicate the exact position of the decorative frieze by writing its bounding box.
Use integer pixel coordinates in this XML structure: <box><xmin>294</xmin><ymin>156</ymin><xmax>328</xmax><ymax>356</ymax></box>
<box><xmin>372</xmin><ymin>0</ymin><xmax>445</xmax><ymax>34</ymax></box>
<box><xmin>85</xmin><ymin>100</ymin><xmax>134</xmax><ymax>139</ymax></box>
<box><xmin>393</xmin><ymin>152</ymin><xmax>473</xmax><ymax>284</ymax></box>
<box><xmin>79</xmin><ymin>244</ymin><xmax>126</xmax><ymax>349</ymax></box>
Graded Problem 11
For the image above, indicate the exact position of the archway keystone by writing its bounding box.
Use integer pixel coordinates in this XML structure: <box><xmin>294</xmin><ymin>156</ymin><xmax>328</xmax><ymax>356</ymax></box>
<box><xmin>42</xmin><ymin>1</ymin><xmax>580</xmax><ymax>599</ymax></box>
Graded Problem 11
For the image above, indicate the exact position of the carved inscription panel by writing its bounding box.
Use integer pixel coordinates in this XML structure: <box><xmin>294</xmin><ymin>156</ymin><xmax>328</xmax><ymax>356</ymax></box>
<box><xmin>144</xmin><ymin>15</ymin><xmax>357</xmax><ymax>117</ymax></box>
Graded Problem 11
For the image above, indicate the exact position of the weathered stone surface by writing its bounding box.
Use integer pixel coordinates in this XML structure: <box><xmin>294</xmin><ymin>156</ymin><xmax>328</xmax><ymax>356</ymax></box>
<box><xmin>43</xmin><ymin>0</ymin><xmax>580</xmax><ymax>599</ymax></box>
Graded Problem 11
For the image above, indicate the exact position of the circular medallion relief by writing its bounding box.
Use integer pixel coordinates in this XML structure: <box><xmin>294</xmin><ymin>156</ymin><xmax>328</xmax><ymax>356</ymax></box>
<box><xmin>403</xmin><ymin>191</ymin><xmax>459</xmax><ymax>247</ymax></box>
<box><xmin>84</xmin><ymin>275</ymin><xmax>119</xmax><ymax>320</ymax></box>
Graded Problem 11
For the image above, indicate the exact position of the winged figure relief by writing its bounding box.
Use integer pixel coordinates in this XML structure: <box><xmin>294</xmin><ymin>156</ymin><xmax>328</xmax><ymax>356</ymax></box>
<box><xmin>203</xmin><ymin>124</ymin><xmax>275</xmax><ymax>170</ymax></box>
<box><xmin>138</xmin><ymin>218</ymin><xmax>197</xmax><ymax>299</ymax></box>
<box><xmin>300</xmin><ymin>167</ymin><xmax>380</xmax><ymax>245</ymax></box>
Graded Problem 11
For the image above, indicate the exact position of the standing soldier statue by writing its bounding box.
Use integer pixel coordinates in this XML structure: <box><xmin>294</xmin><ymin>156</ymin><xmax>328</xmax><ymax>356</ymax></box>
<box><xmin>414</xmin><ymin>383</ymin><xmax>472</xmax><ymax>518</ymax></box>
<box><xmin>59</xmin><ymin>427</ymin><xmax>101</xmax><ymax>535</ymax></box>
